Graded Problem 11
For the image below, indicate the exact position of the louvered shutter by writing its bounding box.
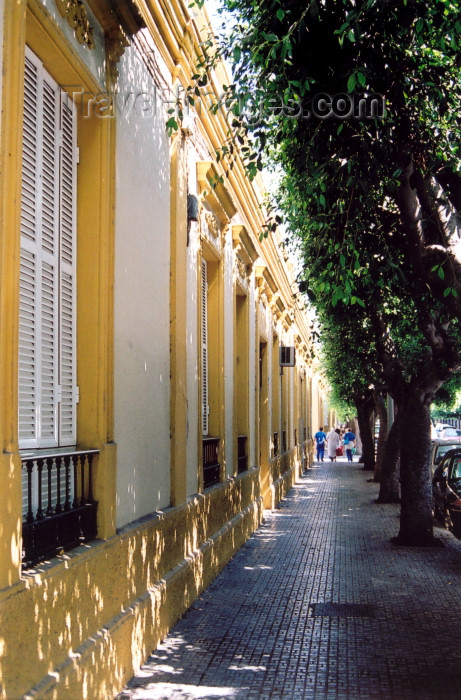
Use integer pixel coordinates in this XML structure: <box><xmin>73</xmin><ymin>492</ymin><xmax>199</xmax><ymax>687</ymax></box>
<box><xmin>58</xmin><ymin>92</ymin><xmax>77</xmax><ymax>445</ymax></box>
<box><xmin>19</xmin><ymin>48</ymin><xmax>77</xmax><ymax>449</ymax></box>
<box><xmin>201</xmin><ymin>259</ymin><xmax>209</xmax><ymax>435</ymax></box>
<box><xmin>19</xmin><ymin>53</ymin><xmax>39</xmax><ymax>443</ymax></box>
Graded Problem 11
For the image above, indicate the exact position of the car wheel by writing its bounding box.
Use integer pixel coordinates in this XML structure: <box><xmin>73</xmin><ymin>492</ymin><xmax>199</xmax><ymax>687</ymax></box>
<box><xmin>433</xmin><ymin>498</ymin><xmax>443</xmax><ymax>522</ymax></box>
<box><xmin>444</xmin><ymin>507</ymin><xmax>453</xmax><ymax>530</ymax></box>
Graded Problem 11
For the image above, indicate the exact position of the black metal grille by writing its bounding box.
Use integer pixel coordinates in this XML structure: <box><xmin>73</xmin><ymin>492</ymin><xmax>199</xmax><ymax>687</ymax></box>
<box><xmin>237</xmin><ymin>435</ymin><xmax>248</xmax><ymax>474</ymax></box>
<box><xmin>203</xmin><ymin>437</ymin><xmax>220</xmax><ymax>488</ymax></box>
<box><xmin>21</xmin><ymin>449</ymin><xmax>99</xmax><ymax>568</ymax></box>
<box><xmin>273</xmin><ymin>432</ymin><xmax>279</xmax><ymax>457</ymax></box>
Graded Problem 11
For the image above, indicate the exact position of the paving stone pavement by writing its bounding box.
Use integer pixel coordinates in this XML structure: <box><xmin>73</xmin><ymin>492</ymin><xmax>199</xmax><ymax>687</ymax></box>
<box><xmin>116</xmin><ymin>459</ymin><xmax>461</xmax><ymax>699</ymax></box>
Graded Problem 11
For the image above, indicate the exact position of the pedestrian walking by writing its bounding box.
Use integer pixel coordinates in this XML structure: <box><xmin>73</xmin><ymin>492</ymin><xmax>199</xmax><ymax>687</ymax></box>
<box><xmin>343</xmin><ymin>429</ymin><xmax>356</xmax><ymax>462</ymax></box>
<box><xmin>326</xmin><ymin>427</ymin><xmax>340</xmax><ymax>461</ymax></box>
<box><xmin>314</xmin><ymin>427</ymin><xmax>327</xmax><ymax>462</ymax></box>
<box><xmin>335</xmin><ymin>428</ymin><xmax>343</xmax><ymax>458</ymax></box>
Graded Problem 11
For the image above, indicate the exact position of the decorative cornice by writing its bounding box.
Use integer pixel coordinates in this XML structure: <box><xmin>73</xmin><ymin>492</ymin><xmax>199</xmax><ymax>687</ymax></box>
<box><xmin>263</xmin><ymin>267</ymin><xmax>278</xmax><ymax>295</ymax></box>
<box><xmin>86</xmin><ymin>0</ymin><xmax>145</xmax><ymax>86</ymax></box>
<box><xmin>232</xmin><ymin>225</ymin><xmax>259</xmax><ymax>268</ymax></box>
<box><xmin>55</xmin><ymin>0</ymin><xmax>95</xmax><ymax>49</ymax></box>
<box><xmin>254</xmin><ymin>263</ymin><xmax>266</xmax><ymax>282</ymax></box>
<box><xmin>86</xmin><ymin>0</ymin><xmax>145</xmax><ymax>34</ymax></box>
<box><xmin>196</xmin><ymin>161</ymin><xmax>237</xmax><ymax>226</ymax></box>
<box><xmin>106</xmin><ymin>24</ymin><xmax>130</xmax><ymax>84</ymax></box>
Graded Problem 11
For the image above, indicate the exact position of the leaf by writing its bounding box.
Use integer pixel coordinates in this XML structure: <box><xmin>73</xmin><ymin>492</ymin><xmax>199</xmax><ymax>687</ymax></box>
<box><xmin>438</xmin><ymin>266</ymin><xmax>445</xmax><ymax>280</ymax></box>
<box><xmin>166</xmin><ymin>117</ymin><xmax>178</xmax><ymax>134</ymax></box>
<box><xmin>347</xmin><ymin>73</ymin><xmax>357</xmax><ymax>93</ymax></box>
<box><xmin>276</xmin><ymin>8</ymin><xmax>285</xmax><ymax>20</ymax></box>
<box><xmin>233</xmin><ymin>46</ymin><xmax>241</xmax><ymax>63</ymax></box>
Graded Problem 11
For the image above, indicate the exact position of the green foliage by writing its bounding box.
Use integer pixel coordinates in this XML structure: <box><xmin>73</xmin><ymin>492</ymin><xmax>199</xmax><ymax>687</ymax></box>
<box><xmin>200</xmin><ymin>0</ymin><xmax>461</xmax><ymax>410</ymax></box>
<box><xmin>206</xmin><ymin>0</ymin><xmax>461</xmax><ymax>309</ymax></box>
<box><xmin>432</xmin><ymin>373</ymin><xmax>461</xmax><ymax>412</ymax></box>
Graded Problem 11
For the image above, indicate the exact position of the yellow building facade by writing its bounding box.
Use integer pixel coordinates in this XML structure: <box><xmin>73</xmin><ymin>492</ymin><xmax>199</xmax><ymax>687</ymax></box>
<box><xmin>0</xmin><ymin>0</ymin><xmax>330</xmax><ymax>696</ymax></box>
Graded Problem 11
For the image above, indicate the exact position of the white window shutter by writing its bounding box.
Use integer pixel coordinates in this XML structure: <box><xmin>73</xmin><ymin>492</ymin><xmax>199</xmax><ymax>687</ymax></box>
<box><xmin>201</xmin><ymin>259</ymin><xmax>209</xmax><ymax>436</ymax></box>
<box><xmin>19</xmin><ymin>53</ymin><xmax>40</xmax><ymax>444</ymax></box>
<box><xmin>19</xmin><ymin>48</ymin><xmax>76</xmax><ymax>449</ymax></box>
<box><xmin>58</xmin><ymin>93</ymin><xmax>77</xmax><ymax>445</ymax></box>
<box><xmin>18</xmin><ymin>249</ymin><xmax>37</xmax><ymax>442</ymax></box>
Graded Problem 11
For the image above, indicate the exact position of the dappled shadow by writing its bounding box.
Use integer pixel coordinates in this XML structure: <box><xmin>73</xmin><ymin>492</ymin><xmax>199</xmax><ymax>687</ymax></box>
<box><xmin>116</xmin><ymin>631</ymin><xmax>254</xmax><ymax>698</ymax></box>
<box><xmin>115</xmin><ymin>462</ymin><xmax>461</xmax><ymax>700</ymax></box>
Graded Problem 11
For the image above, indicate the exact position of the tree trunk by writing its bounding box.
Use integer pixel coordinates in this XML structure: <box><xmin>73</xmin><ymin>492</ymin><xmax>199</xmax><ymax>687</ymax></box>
<box><xmin>373</xmin><ymin>391</ymin><xmax>388</xmax><ymax>482</ymax></box>
<box><xmin>356</xmin><ymin>396</ymin><xmax>375</xmax><ymax>471</ymax></box>
<box><xmin>393</xmin><ymin>394</ymin><xmax>439</xmax><ymax>546</ymax></box>
<box><xmin>376</xmin><ymin>411</ymin><xmax>401</xmax><ymax>503</ymax></box>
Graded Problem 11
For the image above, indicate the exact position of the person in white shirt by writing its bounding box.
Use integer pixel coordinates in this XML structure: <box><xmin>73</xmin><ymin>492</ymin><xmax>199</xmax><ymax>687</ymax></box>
<box><xmin>326</xmin><ymin>427</ymin><xmax>340</xmax><ymax>461</ymax></box>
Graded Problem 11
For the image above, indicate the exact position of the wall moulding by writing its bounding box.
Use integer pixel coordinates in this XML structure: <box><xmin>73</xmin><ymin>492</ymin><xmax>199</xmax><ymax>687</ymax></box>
<box><xmin>86</xmin><ymin>0</ymin><xmax>145</xmax><ymax>35</ymax></box>
<box><xmin>86</xmin><ymin>0</ymin><xmax>145</xmax><ymax>84</ymax></box>
<box><xmin>196</xmin><ymin>161</ymin><xmax>237</xmax><ymax>228</ymax></box>
<box><xmin>262</xmin><ymin>267</ymin><xmax>278</xmax><ymax>296</ymax></box>
<box><xmin>105</xmin><ymin>24</ymin><xmax>130</xmax><ymax>83</ymax></box>
<box><xmin>235</xmin><ymin>255</ymin><xmax>250</xmax><ymax>289</ymax></box>
<box><xmin>232</xmin><ymin>225</ymin><xmax>259</xmax><ymax>269</ymax></box>
<box><xmin>203</xmin><ymin>209</ymin><xmax>220</xmax><ymax>238</ymax></box>
<box><xmin>55</xmin><ymin>0</ymin><xmax>95</xmax><ymax>48</ymax></box>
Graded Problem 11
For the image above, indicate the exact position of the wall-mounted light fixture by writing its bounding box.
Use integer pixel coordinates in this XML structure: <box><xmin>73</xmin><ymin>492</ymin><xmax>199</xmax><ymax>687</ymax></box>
<box><xmin>187</xmin><ymin>193</ymin><xmax>199</xmax><ymax>222</ymax></box>
<box><xmin>280</xmin><ymin>346</ymin><xmax>296</xmax><ymax>367</ymax></box>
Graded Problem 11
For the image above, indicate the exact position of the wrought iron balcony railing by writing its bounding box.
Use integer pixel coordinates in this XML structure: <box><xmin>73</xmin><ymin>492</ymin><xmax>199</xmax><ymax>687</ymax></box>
<box><xmin>21</xmin><ymin>448</ymin><xmax>99</xmax><ymax>569</ymax></box>
<box><xmin>202</xmin><ymin>437</ymin><xmax>220</xmax><ymax>489</ymax></box>
<box><xmin>237</xmin><ymin>435</ymin><xmax>248</xmax><ymax>474</ymax></box>
<box><xmin>273</xmin><ymin>431</ymin><xmax>279</xmax><ymax>457</ymax></box>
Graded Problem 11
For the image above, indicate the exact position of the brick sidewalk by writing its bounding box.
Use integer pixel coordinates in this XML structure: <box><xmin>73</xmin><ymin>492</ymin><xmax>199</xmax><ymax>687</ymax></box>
<box><xmin>116</xmin><ymin>460</ymin><xmax>461</xmax><ymax>699</ymax></box>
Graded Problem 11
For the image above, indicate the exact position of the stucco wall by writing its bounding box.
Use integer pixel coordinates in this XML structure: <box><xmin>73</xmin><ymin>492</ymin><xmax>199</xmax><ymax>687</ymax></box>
<box><xmin>0</xmin><ymin>0</ymin><xmax>3</xmax><ymax>134</ymax></box>
<box><xmin>248</xmin><ymin>281</ymin><xmax>256</xmax><ymax>467</ymax></box>
<box><xmin>114</xmin><ymin>43</ymin><xmax>171</xmax><ymax>528</ymax></box>
<box><xmin>186</xmin><ymin>160</ymin><xmax>200</xmax><ymax>497</ymax></box>
<box><xmin>224</xmin><ymin>228</ymin><xmax>234</xmax><ymax>477</ymax></box>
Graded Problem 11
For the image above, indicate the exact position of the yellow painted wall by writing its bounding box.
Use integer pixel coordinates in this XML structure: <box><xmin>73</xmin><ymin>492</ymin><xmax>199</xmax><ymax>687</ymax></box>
<box><xmin>0</xmin><ymin>472</ymin><xmax>263</xmax><ymax>699</ymax></box>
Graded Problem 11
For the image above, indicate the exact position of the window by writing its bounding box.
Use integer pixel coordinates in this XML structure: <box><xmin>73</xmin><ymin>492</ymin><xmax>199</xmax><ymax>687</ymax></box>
<box><xmin>201</xmin><ymin>258</ymin><xmax>208</xmax><ymax>436</ymax></box>
<box><xmin>453</xmin><ymin>459</ymin><xmax>461</xmax><ymax>480</ymax></box>
<box><xmin>235</xmin><ymin>292</ymin><xmax>248</xmax><ymax>472</ymax></box>
<box><xmin>19</xmin><ymin>47</ymin><xmax>77</xmax><ymax>449</ymax></box>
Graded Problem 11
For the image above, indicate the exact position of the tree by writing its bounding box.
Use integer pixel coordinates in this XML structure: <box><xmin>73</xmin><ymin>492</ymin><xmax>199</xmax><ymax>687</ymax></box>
<box><xmin>317</xmin><ymin>305</ymin><xmax>379</xmax><ymax>471</ymax></box>
<box><xmin>194</xmin><ymin>0</ymin><xmax>461</xmax><ymax>544</ymax></box>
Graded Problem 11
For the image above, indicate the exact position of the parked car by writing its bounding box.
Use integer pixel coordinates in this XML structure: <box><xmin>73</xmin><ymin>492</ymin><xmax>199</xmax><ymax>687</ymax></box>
<box><xmin>440</xmin><ymin>427</ymin><xmax>461</xmax><ymax>440</ymax></box>
<box><xmin>432</xmin><ymin>448</ymin><xmax>461</xmax><ymax>535</ymax></box>
<box><xmin>431</xmin><ymin>439</ymin><xmax>461</xmax><ymax>474</ymax></box>
<box><xmin>435</xmin><ymin>423</ymin><xmax>452</xmax><ymax>436</ymax></box>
